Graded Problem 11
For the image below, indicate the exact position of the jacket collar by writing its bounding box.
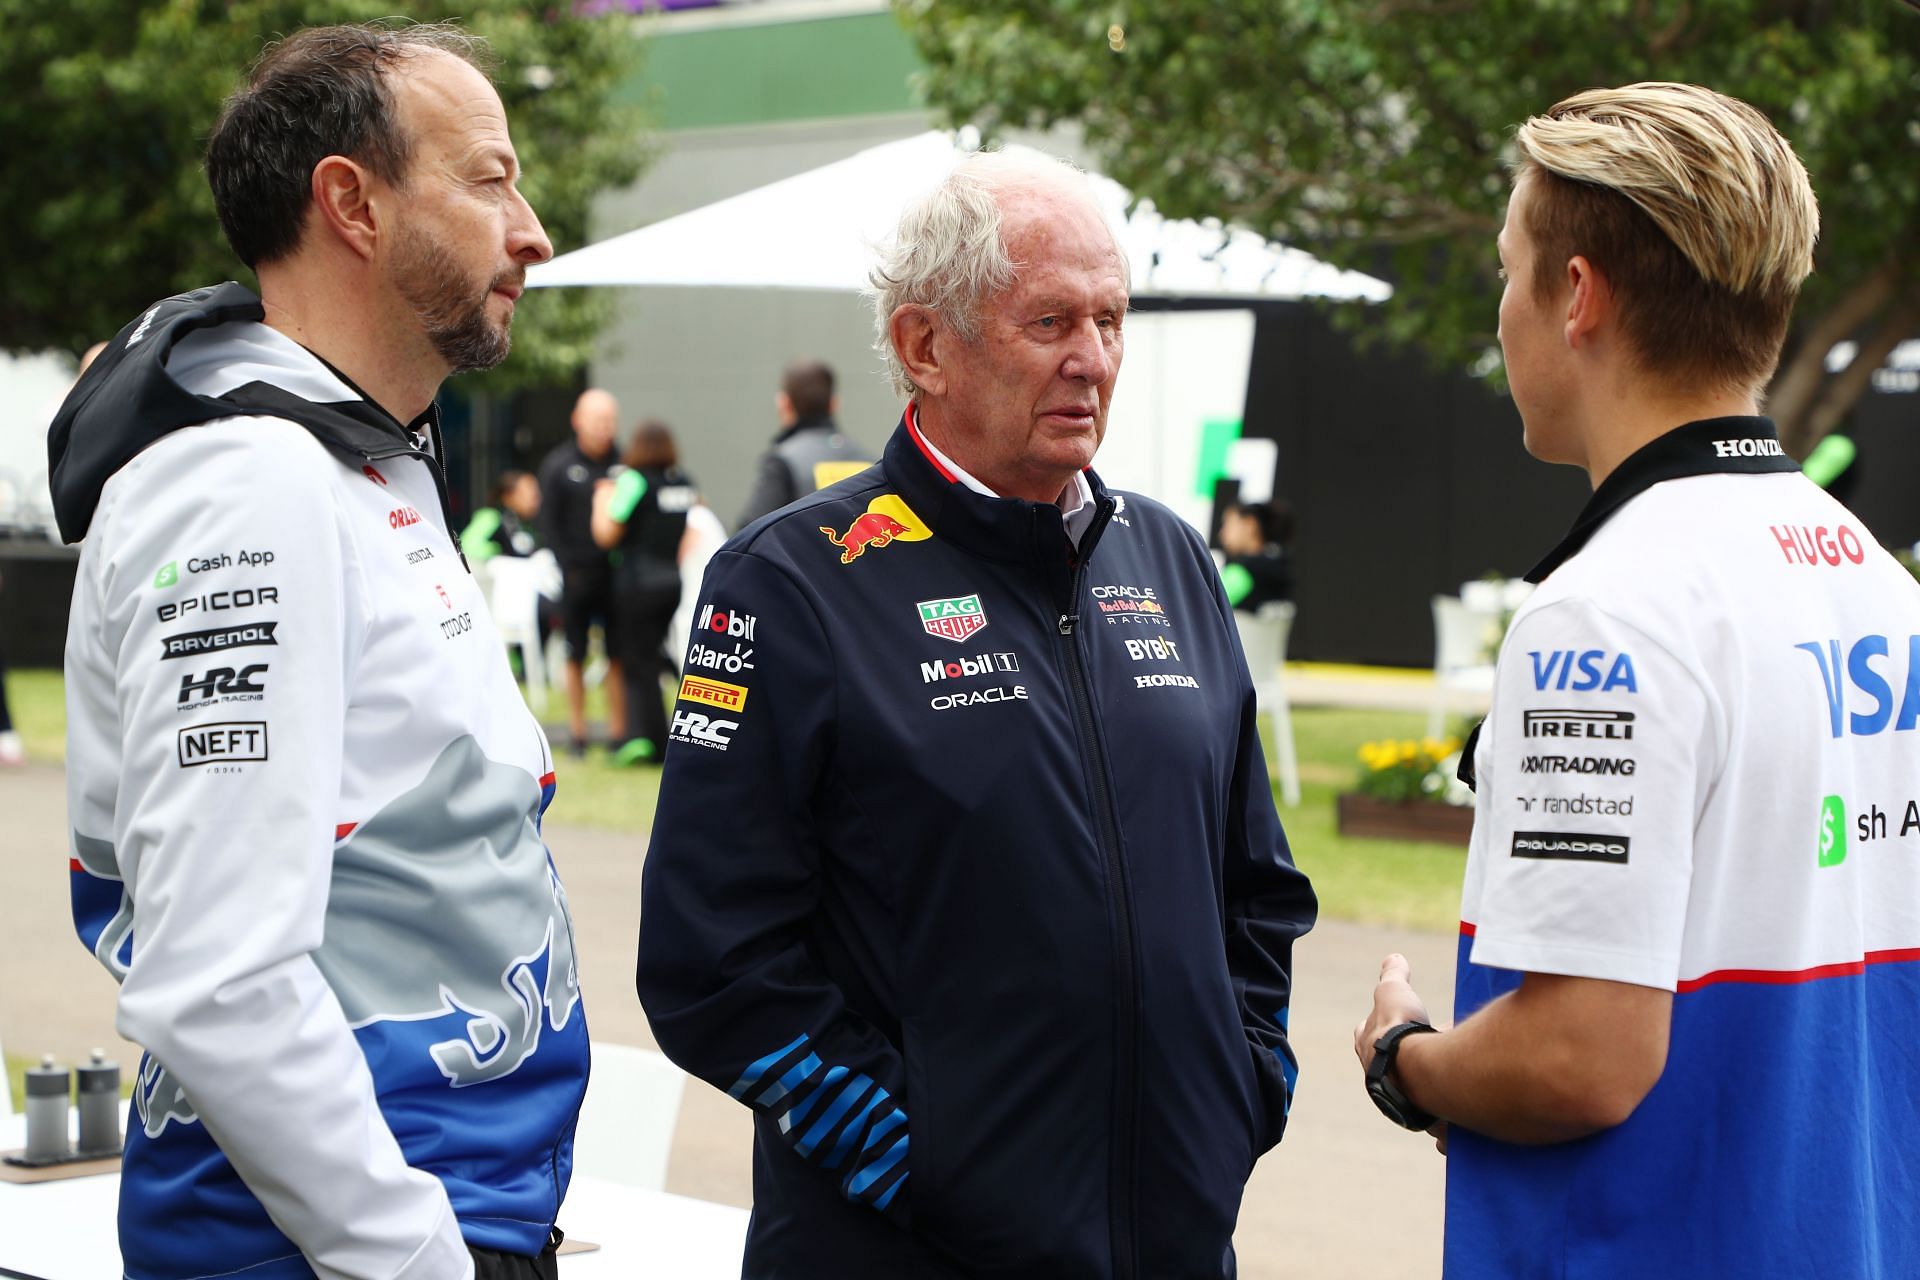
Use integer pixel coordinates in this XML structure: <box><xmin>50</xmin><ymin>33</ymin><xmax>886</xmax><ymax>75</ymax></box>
<box><xmin>881</xmin><ymin>405</ymin><xmax>1113</xmax><ymax>566</ymax></box>
<box><xmin>1526</xmin><ymin>416</ymin><xmax>1798</xmax><ymax>583</ymax></box>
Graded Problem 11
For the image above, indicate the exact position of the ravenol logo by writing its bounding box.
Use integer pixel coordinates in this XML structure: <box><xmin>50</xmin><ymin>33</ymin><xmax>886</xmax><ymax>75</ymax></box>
<box><xmin>679</xmin><ymin>675</ymin><xmax>748</xmax><ymax>713</ymax></box>
<box><xmin>1818</xmin><ymin>795</ymin><xmax>1847</xmax><ymax>868</ymax></box>
<box><xmin>919</xmin><ymin>594</ymin><xmax>988</xmax><ymax>643</ymax></box>
<box><xmin>153</xmin><ymin>561</ymin><xmax>179</xmax><ymax>589</ymax></box>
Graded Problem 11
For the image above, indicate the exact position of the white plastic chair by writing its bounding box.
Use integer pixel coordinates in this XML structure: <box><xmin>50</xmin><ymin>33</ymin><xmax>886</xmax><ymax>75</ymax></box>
<box><xmin>571</xmin><ymin>1042</ymin><xmax>687</xmax><ymax>1192</ymax></box>
<box><xmin>1428</xmin><ymin>594</ymin><xmax>1501</xmax><ymax>739</ymax></box>
<box><xmin>1235</xmin><ymin>602</ymin><xmax>1301</xmax><ymax>808</ymax></box>
<box><xmin>483</xmin><ymin>555</ymin><xmax>552</xmax><ymax>712</ymax></box>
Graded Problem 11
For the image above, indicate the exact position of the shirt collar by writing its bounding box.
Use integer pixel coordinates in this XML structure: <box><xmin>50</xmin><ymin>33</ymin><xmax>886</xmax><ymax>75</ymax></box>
<box><xmin>907</xmin><ymin>402</ymin><xmax>1099</xmax><ymax>548</ymax></box>
<box><xmin>1526</xmin><ymin>415</ymin><xmax>1799</xmax><ymax>583</ymax></box>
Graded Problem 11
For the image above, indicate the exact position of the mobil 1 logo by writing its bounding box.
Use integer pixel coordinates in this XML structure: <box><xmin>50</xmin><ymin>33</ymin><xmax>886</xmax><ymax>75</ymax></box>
<box><xmin>177</xmin><ymin>721</ymin><xmax>268</xmax><ymax>769</ymax></box>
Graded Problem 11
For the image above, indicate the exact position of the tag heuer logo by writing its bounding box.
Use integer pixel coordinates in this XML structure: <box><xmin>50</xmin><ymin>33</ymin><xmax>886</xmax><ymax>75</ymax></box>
<box><xmin>918</xmin><ymin>594</ymin><xmax>988</xmax><ymax>643</ymax></box>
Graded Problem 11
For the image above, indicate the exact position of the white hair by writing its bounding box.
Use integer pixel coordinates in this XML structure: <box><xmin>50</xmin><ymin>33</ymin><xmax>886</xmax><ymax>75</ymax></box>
<box><xmin>868</xmin><ymin>148</ymin><xmax>1119</xmax><ymax>399</ymax></box>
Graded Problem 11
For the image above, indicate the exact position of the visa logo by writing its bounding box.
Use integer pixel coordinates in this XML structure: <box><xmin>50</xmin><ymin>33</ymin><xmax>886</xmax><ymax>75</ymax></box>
<box><xmin>1795</xmin><ymin>635</ymin><xmax>1920</xmax><ymax>738</ymax></box>
<box><xmin>1528</xmin><ymin>649</ymin><xmax>1638</xmax><ymax>694</ymax></box>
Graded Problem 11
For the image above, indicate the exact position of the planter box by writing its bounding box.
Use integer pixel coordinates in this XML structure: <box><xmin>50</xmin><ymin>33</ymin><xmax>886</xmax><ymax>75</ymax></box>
<box><xmin>1336</xmin><ymin>793</ymin><xmax>1476</xmax><ymax>846</ymax></box>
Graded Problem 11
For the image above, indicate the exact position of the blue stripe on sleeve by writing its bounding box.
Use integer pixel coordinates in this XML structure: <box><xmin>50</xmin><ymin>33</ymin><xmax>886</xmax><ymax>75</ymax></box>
<box><xmin>873</xmin><ymin>1171</ymin><xmax>907</xmax><ymax>1212</ymax></box>
<box><xmin>728</xmin><ymin>1033</ymin><xmax>809</xmax><ymax>1100</ymax></box>
<box><xmin>848</xmin><ymin>1135</ymin><xmax>910</xmax><ymax>1196</ymax></box>
<box><xmin>797</xmin><ymin>1075</ymin><xmax>872</xmax><ymax>1158</ymax></box>
<box><xmin>756</xmin><ymin>1051</ymin><xmax>822</xmax><ymax>1109</ymax></box>
<box><xmin>780</xmin><ymin>1064</ymin><xmax>848</xmax><ymax>1135</ymax></box>
<box><xmin>860</xmin><ymin>1108</ymin><xmax>906</xmax><ymax>1153</ymax></box>
<box><xmin>824</xmin><ymin>1087</ymin><xmax>889</xmax><ymax>1170</ymax></box>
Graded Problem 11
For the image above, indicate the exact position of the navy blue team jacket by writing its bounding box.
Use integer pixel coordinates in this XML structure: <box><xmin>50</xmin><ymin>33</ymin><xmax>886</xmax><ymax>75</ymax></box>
<box><xmin>637</xmin><ymin>417</ymin><xmax>1317</xmax><ymax>1278</ymax></box>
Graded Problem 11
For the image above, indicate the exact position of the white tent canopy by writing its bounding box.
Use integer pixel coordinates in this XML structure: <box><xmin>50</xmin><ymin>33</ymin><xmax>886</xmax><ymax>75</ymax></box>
<box><xmin>528</xmin><ymin>131</ymin><xmax>1391</xmax><ymax>303</ymax></box>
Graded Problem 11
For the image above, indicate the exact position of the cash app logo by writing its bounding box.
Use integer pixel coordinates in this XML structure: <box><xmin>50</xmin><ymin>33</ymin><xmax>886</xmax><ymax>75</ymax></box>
<box><xmin>153</xmin><ymin>561</ymin><xmax>178</xmax><ymax>589</ymax></box>
<box><xmin>1818</xmin><ymin>795</ymin><xmax>1847</xmax><ymax>868</ymax></box>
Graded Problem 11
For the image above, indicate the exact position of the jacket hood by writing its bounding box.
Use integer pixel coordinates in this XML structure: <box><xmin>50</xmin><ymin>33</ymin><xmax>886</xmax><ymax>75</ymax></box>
<box><xmin>48</xmin><ymin>281</ymin><xmax>433</xmax><ymax>543</ymax></box>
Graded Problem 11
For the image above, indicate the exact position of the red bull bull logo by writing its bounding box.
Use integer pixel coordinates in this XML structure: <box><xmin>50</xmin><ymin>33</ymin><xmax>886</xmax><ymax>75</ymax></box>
<box><xmin>819</xmin><ymin>495</ymin><xmax>931</xmax><ymax>564</ymax></box>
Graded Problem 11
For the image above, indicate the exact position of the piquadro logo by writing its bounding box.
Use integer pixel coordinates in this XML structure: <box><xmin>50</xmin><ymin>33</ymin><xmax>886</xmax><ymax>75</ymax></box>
<box><xmin>918</xmin><ymin>594</ymin><xmax>988</xmax><ymax>643</ymax></box>
<box><xmin>1818</xmin><ymin>795</ymin><xmax>1847</xmax><ymax>868</ymax></box>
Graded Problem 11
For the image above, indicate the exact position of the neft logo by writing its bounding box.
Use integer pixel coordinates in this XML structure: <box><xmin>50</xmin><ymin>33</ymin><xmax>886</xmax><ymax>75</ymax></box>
<box><xmin>920</xmin><ymin>652</ymin><xmax>1019</xmax><ymax>683</ymax></box>
<box><xmin>389</xmin><ymin>506</ymin><xmax>422</xmax><ymax>529</ymax></box>
<box><xmin>177</xmin><ymin>665</ymin><xmax>269</xmax><ymax>705</ymax></box>
<box><xmin>1771</xmin><ymin>525</ymin><xmax>1866</xmax><ymax>567</ymax></box>
<box><xmin>1510</xmin><ymin>830</ymin><xmax>1630</xmax><ymax>864</ymax></box>
<box><xmin>1522</xmin><ymin>709</ymin><xmax>1635</xmax><ymax>740</ymax></box>
<box><xmin>1795</xmin><ymin>634</ymin><xmax>1920</xmax><ymax>738</ymax></box>
<box><xmin>696</xmin><ymin>604</ymin><xmax>757</xmax><ymax>641</ymax></box>
<box><xmin>680</xmin><ymin>675</ymin><xmax>748</xmax><ymax>713</ymax></box>
<box><xmin>160</xmin><ymin>622</ymin><xmax>279</xmax><ymax>660</ymax></box>
<box><xmin>156</xmin><ymin>586</ymin><xmax>279</xmax><ymax>623</ymax></box>
<box><xmin>1529</xmin><ymin>649</ymin><xmax>1637</xmax><ymax>693</ymax></box>
<box><xmin>177</xmin><ymin>721</ymin><xmax>268</xmax><ymax>768</ymax></box>
<box><xmin>671</xmin><ymin>710</ymin><xmax>737</xmax><ymax>750</ymax></box>
<box><xmin>1520</xmin><ymin>755</ymin><xmax>1636</xmax><ymax>776</ymax></box>
<box><xmin>1712</xmin><ymin>438</ymin><xmax>1785</xmax><ymax>458</ymax></box>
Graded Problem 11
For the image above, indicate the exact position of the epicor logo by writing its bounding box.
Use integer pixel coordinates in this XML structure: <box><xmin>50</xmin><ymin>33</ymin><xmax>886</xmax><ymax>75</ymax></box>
<box><xmin>696</xmin><ymin>604</ymin><xmax>757</xmax><ymax>641</ymax></box>
<box><xmin>1795</xmin><ymin>634</ymin><xmax>1920</xmax><ymax>738</ymax></box>
<box><xmin>156</xmin><ymin>586</ymin><xmax>279</xmax><ymax>623</ymax></box>
<box><xmin>820</xmin><ymin>494</ymin><xmax>932</xmax><ymax>564</ymax></box>
<box><xmin>1818</xmin><ymin>795</ymin><xmax>1847</xmax><ymax>868</ymax></box>
<box><xmin>1529</xmin><ymin>649</ymin><xmax>1637</xmax><ymax>694</ymax></box>
<box><xmin>671</xmin><ymin>710</ymin><xmax>737</xmax><ymax>749</ymax></box>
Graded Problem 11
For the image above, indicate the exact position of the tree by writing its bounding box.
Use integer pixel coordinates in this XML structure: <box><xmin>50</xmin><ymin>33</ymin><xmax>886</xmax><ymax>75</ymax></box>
<box><xmin>900</xmin><ymin>0</ymin><xmax>1920</xmax><ymax>455</ymax></box>
<box><xmin>2</xmin><ymin>0</ymin><xmax>652</xmax><ymax>392</ymax></box>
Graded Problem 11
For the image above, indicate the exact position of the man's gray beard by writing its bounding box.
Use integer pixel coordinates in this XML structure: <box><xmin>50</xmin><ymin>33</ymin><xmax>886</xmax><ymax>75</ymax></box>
<box><xmin>393</xmin><ymin>231</ymin><xmax>514</xmax><ymax>374</ymax></box>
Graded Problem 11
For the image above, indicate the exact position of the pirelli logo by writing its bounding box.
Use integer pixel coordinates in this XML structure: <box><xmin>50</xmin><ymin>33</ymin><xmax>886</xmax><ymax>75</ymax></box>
<box><xmin>679</xmin><ymin>675</ymin><xmax>748</xmax><ymax>713</ymax></box>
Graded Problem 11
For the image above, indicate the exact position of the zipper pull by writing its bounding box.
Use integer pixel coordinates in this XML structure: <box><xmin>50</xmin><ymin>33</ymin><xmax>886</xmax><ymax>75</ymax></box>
<box><xmin>1058</xmin><ymin>613</ymin><xmax>1077</xmax><ymax>636</ymax></box>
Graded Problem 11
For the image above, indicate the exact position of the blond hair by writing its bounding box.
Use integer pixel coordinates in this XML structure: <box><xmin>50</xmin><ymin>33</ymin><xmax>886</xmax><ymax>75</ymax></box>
<box><xmin>1513</xmin><ymin>82</ymin><xmax>1819</xmax><ymax>392</ymax></box>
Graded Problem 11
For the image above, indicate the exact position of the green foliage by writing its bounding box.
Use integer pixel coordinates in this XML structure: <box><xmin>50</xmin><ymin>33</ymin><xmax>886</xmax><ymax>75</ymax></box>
<box><xmin>1</xmin><ymin>1</ymin><xmax>652</xmax><ymax>392</ymax></box>
<box><xmin>900</xmin><ymin>0</ymin><xmax>1920</xmax><ymax>401</ymax></box>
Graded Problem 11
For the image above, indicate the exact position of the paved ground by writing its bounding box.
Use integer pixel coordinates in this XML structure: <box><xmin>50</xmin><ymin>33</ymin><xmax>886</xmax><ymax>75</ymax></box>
<box><xmin>0</xmin><ymin>758</ymin><xmax>1456</xmax><ymax>1276</ymax></box>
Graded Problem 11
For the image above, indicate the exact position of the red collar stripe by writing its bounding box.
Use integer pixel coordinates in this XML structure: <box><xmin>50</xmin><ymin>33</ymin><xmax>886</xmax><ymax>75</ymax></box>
<box><xmin>905</xmin><ymin>403</ymin><xmax>958</xmax><ymax>484</ymax></box>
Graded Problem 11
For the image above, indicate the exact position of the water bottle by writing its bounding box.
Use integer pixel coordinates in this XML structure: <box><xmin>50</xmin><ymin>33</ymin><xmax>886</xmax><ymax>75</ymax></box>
<box><xmin>76</xmin><ymin>1050</ymin><xmax>121</xmax><ymax>1156</ymax></box>
<box><xmin>24</xmin><ymin>1056</ymin><xmax>71</xmax><ymax>1163</ymax></box>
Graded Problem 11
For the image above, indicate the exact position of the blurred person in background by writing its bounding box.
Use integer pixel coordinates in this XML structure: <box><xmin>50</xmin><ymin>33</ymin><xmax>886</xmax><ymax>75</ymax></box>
<box><xmin>735</xmin><ymin>359</ymin><xmax>869</xmax><ymax>528</ymax></box>
<box><xmin>46</xmin><ymin>21</ymin><xmax>584</xmax><ymax>1279</ymax></box>
<box><xmin>461</xmin><ymin>467</ymin><xmax>542</xmax><ymax>561</ymax></box>
<box><xmin>539</xmin><ymin>387</ymin><xmax>625</xmax><ymax>754</ymax></box>
<box><xmin>592</xmin><ymin>419</ymin><xmax>697</xmax><ymax>766</ymax></box>
<box><xmin>1218</xmin><ymin>498</ymin><xmax>1294</xmax><ymax>612</ymax></box>
<box><xmin>1353</xmin><ymin>83</ymin><xmax>1920</xmax><ymax>1277</ymax></box>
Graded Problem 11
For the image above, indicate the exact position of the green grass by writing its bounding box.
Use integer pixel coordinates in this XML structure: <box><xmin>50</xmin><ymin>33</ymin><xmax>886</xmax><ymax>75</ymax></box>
<box><xmin>8</xmin><ymin>669</ymin><xmax>1469</xmax><ymax>931</ymax></box>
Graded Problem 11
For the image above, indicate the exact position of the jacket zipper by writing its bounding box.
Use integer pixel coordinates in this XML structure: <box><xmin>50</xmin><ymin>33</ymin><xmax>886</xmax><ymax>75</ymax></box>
<box><xmin>1054</xmin><ymin>515</ymin><xmax>1137</xmax><ymax>1280</ymax></box>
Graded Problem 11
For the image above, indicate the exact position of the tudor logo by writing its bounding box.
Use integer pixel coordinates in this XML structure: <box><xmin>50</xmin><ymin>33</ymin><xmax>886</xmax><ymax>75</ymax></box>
<box><xmin>1712</xmin><ymin>438</ymin><xmax>1784</xmax><ymax>458</ymax></box>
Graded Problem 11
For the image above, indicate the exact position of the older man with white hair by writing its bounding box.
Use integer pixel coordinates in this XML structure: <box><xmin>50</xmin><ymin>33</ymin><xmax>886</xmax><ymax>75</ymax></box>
<box><xmin>637</xmin><ymin>150</ymin><xmax>1317</xmax><ymax>1278</ymax></box>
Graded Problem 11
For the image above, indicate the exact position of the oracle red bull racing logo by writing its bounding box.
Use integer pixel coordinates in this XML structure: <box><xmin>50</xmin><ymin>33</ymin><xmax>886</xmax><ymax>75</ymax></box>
<box><xmin>819</xmin><ymin>494</ymin><xmax>931</xmax><ymax>564</ymax></box>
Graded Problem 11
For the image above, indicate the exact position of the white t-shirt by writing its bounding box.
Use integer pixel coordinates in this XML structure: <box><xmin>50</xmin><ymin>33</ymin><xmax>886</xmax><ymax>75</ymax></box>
<box><xmin>1448</xmin><ymin>417</ymin><xmax>1920</xmax><ymax>1279</ymax></box>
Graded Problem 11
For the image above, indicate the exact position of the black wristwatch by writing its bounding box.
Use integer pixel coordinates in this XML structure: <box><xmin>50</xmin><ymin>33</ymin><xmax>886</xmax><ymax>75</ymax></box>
<box><xmin>1366</xmin><ymin>1021</ymin><xmax>1440</xmax><ymax>1130</ymax></box>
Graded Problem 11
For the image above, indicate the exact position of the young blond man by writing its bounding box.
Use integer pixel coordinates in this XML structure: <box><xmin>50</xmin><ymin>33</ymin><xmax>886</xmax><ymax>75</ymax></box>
<box><xmin>1355</xmin><ymin>83</ymin><xmax>1920</xmax><ymax>1276</ymax></box>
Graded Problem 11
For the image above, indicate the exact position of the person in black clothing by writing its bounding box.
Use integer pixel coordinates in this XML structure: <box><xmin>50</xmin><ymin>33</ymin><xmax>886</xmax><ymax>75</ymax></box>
<box><xmin>460</xmin><ymin>469</ymin><xmax>542</xmax><ymax>562</ymax></box>
<box><xmin>538</xmin><ymin>387</ymin><xmax>625</xmax><ymax>754</ymax></box>
<box><xmin>592</xmin><ymin>420</ymin><xmax>697</xmax><ymax>767</ymax></box>
<box><xmin>1218</xmin><ymin>500</ymin><xmax>1294</xmax><ymax>612</ymax></box>
<box><xmin>734</xmin><ymin>360</ymin><xmax>869</xmax><ymax>529</ymax></box>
